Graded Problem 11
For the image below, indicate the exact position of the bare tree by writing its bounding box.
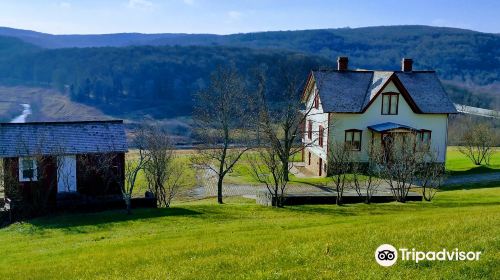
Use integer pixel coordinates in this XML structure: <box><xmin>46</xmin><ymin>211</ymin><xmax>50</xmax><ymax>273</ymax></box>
<box><xmin>143</xmin><ymin>125</ymin><xmax>185</xmax><ymax>208</ymax></box>
<box><xmin>247</xmin><ymin>147</ymin><xmax>289</xmax><ymax>208</ymax></box>
<box><xmin>121</xmin><ymin>130</ymin><xmax>150</xmax><ymax>214</ymax></box>
<box><xmin>192</xmin><ymin>67</ymin><xmax>254</xmax><ymax>204</ymax></box>
<box><xmin>417</xmin><ymin>148</ymin><xmax>446</xmax><ymax>202</ymax></box>
<box><xmin>350</xmin><ymin>144</ymin><xmax>383</xmax><ymax>204</ymax></box>
<box><xmin>379</xmin><ymin>133</ymin><xmax>425</xmax><ymax>202</ymax></box>
<box><xmin>458</xmin><ymin>122</ymin><xmax>495</xmax><ymax>166</ymax></box>
<box><xmin>327</xmin><ymin>141</ymin><xmax>352</xmax><ymax>205</ymax></box>
<box><xmin>255</xmin><ymin>64</ymin><xmax>321</xmax><ymax>182</ymax></box>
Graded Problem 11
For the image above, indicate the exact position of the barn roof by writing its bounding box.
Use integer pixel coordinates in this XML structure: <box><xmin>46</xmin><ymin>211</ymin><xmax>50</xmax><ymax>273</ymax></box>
<box><xmin>0</xmin><ymin>120</ymin><xmax>127</xmax><ymax>158</ymax></box>
<box><xmin>306</xmin><ymin>70</ymin><xmax>457</xmax><ymax>114</ymax></box>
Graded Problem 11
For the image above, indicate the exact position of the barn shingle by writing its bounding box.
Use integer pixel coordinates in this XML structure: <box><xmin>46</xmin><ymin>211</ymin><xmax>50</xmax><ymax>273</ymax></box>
<box><xmin>0</xmin><ymin>120</ymin><xmax>127</xmax><ymax>157</ymax></box>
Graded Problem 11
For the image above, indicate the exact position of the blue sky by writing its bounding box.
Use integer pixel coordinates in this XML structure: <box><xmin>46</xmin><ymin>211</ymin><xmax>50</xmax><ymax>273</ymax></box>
<box><xmin>0</xmin><ymin>0</ymin><xmax>498</xmax><ymax>34</ymax></box>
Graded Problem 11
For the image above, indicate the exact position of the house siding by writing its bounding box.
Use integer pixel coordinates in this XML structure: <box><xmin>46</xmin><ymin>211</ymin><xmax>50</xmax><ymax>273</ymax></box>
<box><xmin>329</xmin><ymin>81</ymin><xmax>448</xmax><ymax>162</ymax></box>
<box><xmin>303</xmin><ymin>83</ymin><xmax>329</xmax><ymax>177</ymax></box>
<box><xmin>76</xmin><ymin>153</ymin><xmax>124</xmax><ymax>196</ymax></box>
<box><xmin>3</xmin><ymin>156</ymin><xmax>58</xmax><ymax>212</ymax></box>
<box><xmin>2</xmin><ymin>152</ymin><xmax>125</xmax><ymax>213</ymax></box>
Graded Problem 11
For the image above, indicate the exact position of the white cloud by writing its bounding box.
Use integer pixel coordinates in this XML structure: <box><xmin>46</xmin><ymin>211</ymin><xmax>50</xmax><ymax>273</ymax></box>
<box><xmin>183</xmin><ymin>0</ymin><xmax>195</xmax><ymax>6</ymax></box>
<box><xmin>228</xmin><ymin>10</ymin><xmax>242</xmax><ymax>20</ymax></box>
<box><xmin>127</xmin><ymin>0</ymin><xmax>153</xmax><ymax>9</ymax></box>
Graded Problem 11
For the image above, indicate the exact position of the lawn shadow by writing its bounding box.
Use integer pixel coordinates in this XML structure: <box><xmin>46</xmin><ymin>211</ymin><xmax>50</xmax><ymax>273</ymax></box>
<box><xmin>29</xmin><ymin>207</ymin><xmax>202</xmax><ymax>230</ymax></box>
<box><xmin>440</xmin><ymin>180</ymin><xmax>500</xmax><ymax>191</ymax></box>
<box><xmin>446</xmin><ymin>165</ymin><xmax>499</xmax><ymax>176</ymax></box>
<box><xmin>288</xmin><ymin>180</ymin><xmax>329</xmax><ymax>188</ymax></box>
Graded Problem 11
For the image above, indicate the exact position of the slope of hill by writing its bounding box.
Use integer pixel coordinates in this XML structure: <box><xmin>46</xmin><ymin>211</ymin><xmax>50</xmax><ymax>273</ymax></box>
<box><xmin>2</xmin><ymin>25</ymin><xmax>499</xmax><ymax>85</ymax></box>
<box><xmin>0</xmin><ymin>39</ymin><xmax>331</xmax><ymax>118</ymax></box>
<box><xmin>0</xmin><ymin>25</ymin><xmax>498</xmax><ymax>119</ymax></box>
<box><xmin>0</xmin><ymin>86</ymin><xmax>110</xmax><ymax>122</ymax></box>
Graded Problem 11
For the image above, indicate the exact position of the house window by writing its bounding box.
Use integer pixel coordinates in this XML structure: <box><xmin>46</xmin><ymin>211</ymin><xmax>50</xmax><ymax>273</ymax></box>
<box><xmin>19</xmin><ymin>157</ymin><xmax>37</xmax><ymax>182</ymax></box>
<box><xmin>307</xmin><ymin>120</ymin><xmax>313</xmax><ymax>139</ymax></box>
<box><xmin>345</xmin><ymin>129</ymin><xmax>362</xmax><ymax>151</ymax></box>
<box><xmin>308</xmin><ymin>152</ymin><xmax>311</xmax><ymax>165</ymax></box>
<box><xmin>381</xmin><ymin>93</ymin><xmax>399</xmax><ymax>115</ymax></box>
<box><xmin>318</xmin><ymin>125</ymin><xmax>324</xmax><ymax>147</ymax></box>
<box><xmin>421</xmin><ymin>130</ymin><xmax>432</xmax><ymax>145</ymax></box>
<box><xmin>313</xmin><ymin>93</ymin><xmax>319</xmax><ymax>109</ymax></box>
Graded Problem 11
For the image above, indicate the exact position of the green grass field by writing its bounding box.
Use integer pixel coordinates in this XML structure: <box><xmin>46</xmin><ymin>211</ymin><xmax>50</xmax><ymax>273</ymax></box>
<box><xmin>0</xmin><ymin>186</ymin><xmax>498</xmax><ymax>279</ymax></box>
<box><xmin>445</xmin><ymin>146</ymin><xmax>499</xmax><ymax>175</ymax></box>
<box><xmin>126</xmin><ymin>146</ymin><xmax>499</xmax><ymax>192</ymax></box>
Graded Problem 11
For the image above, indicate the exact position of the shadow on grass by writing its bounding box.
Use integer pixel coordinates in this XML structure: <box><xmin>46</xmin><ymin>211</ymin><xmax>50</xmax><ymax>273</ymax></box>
<box><xmin>447</xmin><ymin>165</ymin><xmax>500</xmax><ymax>176</ymax></box>
<box><xmin>30</xmin><ymin>207</ymin><xmax>202</xmax><ymax>229</ymax></box>
<box><xmin>441</xmin><ymin>180</ymin><xmax>500</xmax><ymax>191</ymax></box>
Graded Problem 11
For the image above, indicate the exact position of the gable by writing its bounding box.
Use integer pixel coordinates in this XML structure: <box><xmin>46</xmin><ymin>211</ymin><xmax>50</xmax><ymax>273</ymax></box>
<box><xmin>361</xmin><ymin>75</ymin><xmax>421</xmax><ymax>113</ymax></box>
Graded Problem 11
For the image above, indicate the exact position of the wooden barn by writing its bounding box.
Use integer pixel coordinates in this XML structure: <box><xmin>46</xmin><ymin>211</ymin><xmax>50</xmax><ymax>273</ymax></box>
<box><xmin>0</xmin><ymin>120</ymin><xmax>128</xmax><ymax>214</ymax></box>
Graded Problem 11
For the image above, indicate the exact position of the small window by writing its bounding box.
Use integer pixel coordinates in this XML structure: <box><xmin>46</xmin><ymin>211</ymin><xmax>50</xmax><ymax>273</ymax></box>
<box><xmin>421</xmin><ymin>130</ymin><xmax>431</xmax><ymax>145</ymax></box>
<box><xmin>345</xmin><ymin>130</ymin><xmax>362</xmax><ymax>151</ymax></box>
<box><xmin>313</xmin><ymin>93</ymin><xmax>319</xmax><ymax>109</ymax></box>
<box><xmin>308</xmin><ymin>120</ymin><xmax>313</xmax><ymax>139</ymax></box>
<box><xmin>381</xmin><ymin>93</ymin><xmax>398</xmax><ymax>115</ymax></box>
<box><xmin>318</xmin><ymin>125</ymin><xmax>324</xmax><ymax>147</ymax></box>
<box><xmin>308</xmin><ymin>152</ymin><xmax>311</xmax><ymax>165</ymax></box>
<box><xmin>19</xmin><ymin>157</ymin><xmax>37</xmax><ymax>182</ymax></box>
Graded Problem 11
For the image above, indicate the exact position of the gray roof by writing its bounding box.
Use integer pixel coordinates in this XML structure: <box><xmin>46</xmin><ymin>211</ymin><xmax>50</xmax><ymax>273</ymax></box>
<box><xmin>0</xmin><ymin>120</ymin><xmax>127</xmax><ymax>158</ymax></box>
<box><xmin>310</xmin><ymin>70</ymin><xmax>457</xmax><ymax>114</ymax></box>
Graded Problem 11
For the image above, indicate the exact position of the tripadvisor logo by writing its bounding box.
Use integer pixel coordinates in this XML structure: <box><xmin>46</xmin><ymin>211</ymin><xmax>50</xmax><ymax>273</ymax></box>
<box><xmin>375</xmin><ymin>244</ymin><xmax>482</xmax><ymax>267</ymax></box>
<box><xmin>375</xmin><ymin>244</ymin><xmax>398</xmax><ymax>267</ymax></box>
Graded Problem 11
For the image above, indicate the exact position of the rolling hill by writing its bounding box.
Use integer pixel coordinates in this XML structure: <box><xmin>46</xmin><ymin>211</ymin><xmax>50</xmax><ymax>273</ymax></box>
<box><xmin>0</xmin><ymin>25</ymin><xmax>498</xmax><ymax>121</ymax></box>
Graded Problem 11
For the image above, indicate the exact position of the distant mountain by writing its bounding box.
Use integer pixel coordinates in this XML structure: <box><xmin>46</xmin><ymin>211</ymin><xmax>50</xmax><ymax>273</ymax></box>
<box><xmin>0</xmin><ymin>25</ymin><xmax>498</xmax><ymax>119</ymax></box>
<box><xmin>2</xmin><ymin>25</ymin><xmax>499</xmax><ymax>86</ymax></box>
<box><xmin>0</xmin><ymin>26</ymin><xmax>197</xmax><ymax>48</ymax></box>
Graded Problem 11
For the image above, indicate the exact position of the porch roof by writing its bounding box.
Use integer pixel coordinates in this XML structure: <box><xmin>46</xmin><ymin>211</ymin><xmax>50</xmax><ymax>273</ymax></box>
<box><xmin>367</xmin><ymin>122</ymin><xmax>418</xmax><ymax>133</ymax></box>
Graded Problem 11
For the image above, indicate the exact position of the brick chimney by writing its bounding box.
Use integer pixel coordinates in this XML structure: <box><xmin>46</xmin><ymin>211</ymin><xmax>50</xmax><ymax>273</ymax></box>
<box><xmin>402</xmin><ymin>58</ymin><xmax>413</xmax><ymax>72</ymax></box>
<box><xmin>337</xmin><ymin>56</ymin><xmax>348</xmax><ymax>71</ymax></box>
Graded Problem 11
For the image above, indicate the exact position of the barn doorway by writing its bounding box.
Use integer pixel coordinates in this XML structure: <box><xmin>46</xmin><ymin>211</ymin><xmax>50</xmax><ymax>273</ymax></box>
<box><xmin>57</xmin><ymin>155</ymin><xmax>77</xmax><ymax>193</ymax></box>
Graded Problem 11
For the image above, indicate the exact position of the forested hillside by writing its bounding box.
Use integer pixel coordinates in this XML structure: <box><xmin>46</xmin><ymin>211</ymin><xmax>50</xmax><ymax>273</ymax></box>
<box><xmin>0</xmin><ymin>37</ymin><xmax>329</xmax><ymax>118</ymax></box>
<box><xmin>0</xmin><ymin>25</ymin><xmax>498</xmax><ymax>119</ymax></box>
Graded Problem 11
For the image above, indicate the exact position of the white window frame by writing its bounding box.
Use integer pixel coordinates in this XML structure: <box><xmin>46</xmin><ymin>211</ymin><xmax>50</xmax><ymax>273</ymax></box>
<box><xmin>19</xmin><ymin>157</ymin><xmax>38</xmax><ymax>182</ymax></box>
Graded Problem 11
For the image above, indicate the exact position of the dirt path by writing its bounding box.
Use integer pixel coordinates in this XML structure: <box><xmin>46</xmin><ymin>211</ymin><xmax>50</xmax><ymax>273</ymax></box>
<box><xmin>187</xmin><ymin>166</ymin><xmax>500</xmax><ymax>199</ymax></box>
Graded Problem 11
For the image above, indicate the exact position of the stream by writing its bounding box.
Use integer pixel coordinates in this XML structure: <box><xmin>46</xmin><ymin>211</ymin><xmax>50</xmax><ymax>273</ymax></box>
<box><xmin>10</xmin><ymin>103</ymin><xmax>32</xmax><ymax>123</ymax></box>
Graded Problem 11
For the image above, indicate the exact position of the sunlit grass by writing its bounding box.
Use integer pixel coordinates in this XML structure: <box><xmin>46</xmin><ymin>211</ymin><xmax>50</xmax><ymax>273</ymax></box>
<box><xmin>446</xmin><ymin>146</ymin><xmax>499</xmax><ymax>175</ymax></box>
<box><xmin>0</xmin><ymin>187</ymin><xmax>498</xmax><ymax>279</ymax></box>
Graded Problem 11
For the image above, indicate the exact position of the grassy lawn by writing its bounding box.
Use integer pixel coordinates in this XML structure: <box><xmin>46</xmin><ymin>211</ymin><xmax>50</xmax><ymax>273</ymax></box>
<box><xmin>225</xmin><ymin>152</ymin><xmax>334</xmax><ymax>186</ymax></box>
<box><xmin>126</xmin><ymin>147</ymin><xmax>499</xmax><ymax>192</ymax></box>
<box><xmin>126</xmin><ymin>152</ymin><xmax>197</xmax><ymax>197</ymax></box>
<box><xmin>446</xmin><ymin>146</ymin><xmax>499</xmax><ymax>176</ymax></box>
<box><xmin>0</xmin><ymin>187</ymin><xmax>498</xmax><ymax>279</ymax></box>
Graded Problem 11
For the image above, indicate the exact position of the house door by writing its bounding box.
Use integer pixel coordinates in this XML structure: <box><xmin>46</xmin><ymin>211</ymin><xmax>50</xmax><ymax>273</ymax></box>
<box><xmin>57</xmin><ymin>155</ymin><xmax>77</xmax><ymax>193</ymax></box>
<box><xmin>319</xmin><ymin>158</ymin><xmax>323</xmax><ymax>176</ymax></box>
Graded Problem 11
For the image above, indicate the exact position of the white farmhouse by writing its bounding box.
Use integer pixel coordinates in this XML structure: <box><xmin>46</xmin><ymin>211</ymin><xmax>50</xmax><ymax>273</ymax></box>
<box><xmin>301</xmin><ymin>57</ymin><xmax>457</xmax><ymax>176</ymax></box>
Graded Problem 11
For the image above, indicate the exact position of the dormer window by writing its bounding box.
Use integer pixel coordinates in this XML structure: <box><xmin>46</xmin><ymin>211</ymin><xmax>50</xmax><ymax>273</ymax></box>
<box><xmin>381</xmin><ymin>93</ymin><xmax>398</xmax><ymax>115</ymax></box>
